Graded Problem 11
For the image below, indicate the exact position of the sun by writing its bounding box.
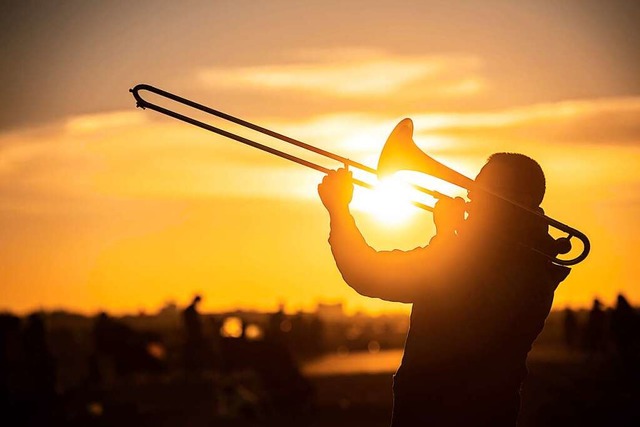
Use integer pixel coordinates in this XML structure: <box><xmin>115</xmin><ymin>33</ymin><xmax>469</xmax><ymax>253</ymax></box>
<box><xmin>352</xmin><ymin>175</ymin><xmax>419</xmax><ymax>225</ymax></box>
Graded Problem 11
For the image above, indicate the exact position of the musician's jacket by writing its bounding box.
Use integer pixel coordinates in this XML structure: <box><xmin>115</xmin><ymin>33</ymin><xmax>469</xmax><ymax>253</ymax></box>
<box><xmin>328</xmin><ymin>209</ymin><xmax>570</xmax><ymax>426</ymax></box>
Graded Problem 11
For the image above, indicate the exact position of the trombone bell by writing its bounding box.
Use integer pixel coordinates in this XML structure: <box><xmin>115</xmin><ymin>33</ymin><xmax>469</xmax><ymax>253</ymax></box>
<box><xmin>377</xmin><ymin>118</ymin><xmax>474</xmax><ymax>190</ymax></box>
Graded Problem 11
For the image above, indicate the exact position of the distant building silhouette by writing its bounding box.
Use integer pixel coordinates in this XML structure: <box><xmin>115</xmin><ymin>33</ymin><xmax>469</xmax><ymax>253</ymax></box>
<box><xmin>316</xmin><ymin>302</ymin><xmax>344</xmax><ymax>322</ymax></box>
<box><xmin>92</xmin><ymin>312</ymin><xmax>163</xmax><ymax>383</ymax></box>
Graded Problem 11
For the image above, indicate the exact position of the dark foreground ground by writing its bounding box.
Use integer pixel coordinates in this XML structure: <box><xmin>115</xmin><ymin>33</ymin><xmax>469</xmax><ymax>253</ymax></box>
<box><xmin>46</xmin><ymin>354</ymin><xmax>638</xmax><ymax>427</ymax></box>
<box><xmin>311</xmin><ymin>360</ymin><xmax>639</xmax><ymax>427</ymax></box>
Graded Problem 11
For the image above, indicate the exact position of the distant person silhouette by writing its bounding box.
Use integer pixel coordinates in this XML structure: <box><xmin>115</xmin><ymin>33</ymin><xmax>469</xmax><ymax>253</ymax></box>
<box><xmin>611</xmin><ymin>294</ymin><xmax>639</xmax><ymax>374</ymax></box>
<box><xmin>0</xmin><ymin>315</ymin><xmax>24</xmax><ymax>423</ymax></box>
<box><xmin>267</xmin><ymin>304</ymin><xmax>287</xmax><ymax>343</ymax></box>
<box><xmin>563</xmin><ymin>307</ymin><xmax>579</xmax><ymax>351</ymax></box>
<box><xmin>183</xmin><ymin>295</ymin><xmax>205</xmax><ymax>375</ymax></box>
<box><xmin>319</xmin><ymin>153</ymin><xmax>571</xmax><ymax>427</ymax></box>
<box><xmin>585</xmin><ymin>298</ymin><xmax>607</xmax><ymax>356</ymax></box>
<box><xmin>21</xmin><ymin>314</ymin><xmax>56</xmax><ymax>425</ymax></box>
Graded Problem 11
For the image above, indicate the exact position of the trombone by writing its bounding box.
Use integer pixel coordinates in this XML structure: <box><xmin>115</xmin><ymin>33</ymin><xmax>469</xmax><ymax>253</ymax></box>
<box><xmin>129</xmin><ymin>84</ymin><xmax>590</xmax><ymax>266</ymax></box>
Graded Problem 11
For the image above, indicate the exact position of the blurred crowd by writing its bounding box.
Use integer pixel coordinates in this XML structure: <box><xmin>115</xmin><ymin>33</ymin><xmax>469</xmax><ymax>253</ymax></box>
<box><xmin>563</xmin><ymin>294</ymin><xmax>640</xmax><ymax>372</ymax></box>
<box><xmin>1</xmin><ymin>294</ymin><xmax>638</xmax><ymax>426</ymax></box>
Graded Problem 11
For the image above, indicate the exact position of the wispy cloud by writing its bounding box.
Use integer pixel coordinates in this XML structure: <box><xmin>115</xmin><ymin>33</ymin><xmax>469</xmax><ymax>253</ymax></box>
<box><xmin>65</xmin><ymin>111</ymin><xmax>148</xmax><ymax>134</ymax></box>
<box><xmin>1</xmin><ymin>95</ymin><xmax>638</xmax><ymax>216</ymax></box>
<box><xmin>413</xmin><ymin>97</ymin><xmax>640</xmax><ymax>129</ymax></box>
<box><xmin>412</xmin><ymin>97</ymin><xmax>640</xmax><ymax>145</ymax></box>
<box><xmin>198</xmin><ymin>49</ymin><xmax>484</xmax><ymax>98</ymax></box>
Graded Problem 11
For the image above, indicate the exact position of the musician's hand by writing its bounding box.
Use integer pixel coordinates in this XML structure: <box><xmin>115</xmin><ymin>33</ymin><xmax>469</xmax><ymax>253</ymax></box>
<box><xmin>318</xmin><ymin>168</ymin><xmax>354</xmax><ymax>214</ymax></box>
<box><xmin>434</xmin><ymin>197</ymin><xmax>466</xmax><ymax>237</ymax></box>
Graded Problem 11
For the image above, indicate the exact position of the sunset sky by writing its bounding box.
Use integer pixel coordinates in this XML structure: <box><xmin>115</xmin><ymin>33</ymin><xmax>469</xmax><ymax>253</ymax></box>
<box><xmin>1</xmin><ymin>0</ymin><xmax>639</xmax><ymax>315</ymax></box>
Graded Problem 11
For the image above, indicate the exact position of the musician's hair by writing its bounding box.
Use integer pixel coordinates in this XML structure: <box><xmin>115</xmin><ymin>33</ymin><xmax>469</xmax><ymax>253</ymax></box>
<box><xmin>485</xmin><ymin>153</ymin><xmax>546</xmax><ymax>207</ymax></box>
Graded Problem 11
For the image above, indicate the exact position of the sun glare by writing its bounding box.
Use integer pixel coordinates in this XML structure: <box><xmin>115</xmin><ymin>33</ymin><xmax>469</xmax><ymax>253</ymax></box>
<box><xmin>353</xmin><ymin>176</ymin><xmax>418</xmax><ymax>225</ymax></box>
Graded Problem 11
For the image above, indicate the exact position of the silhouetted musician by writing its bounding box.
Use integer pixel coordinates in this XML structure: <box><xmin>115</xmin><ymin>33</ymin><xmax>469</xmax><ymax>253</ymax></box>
<box><xmin>318</xmin><ymin>153</ymin><xmax>570</xmax><ymax>427</ymax></box>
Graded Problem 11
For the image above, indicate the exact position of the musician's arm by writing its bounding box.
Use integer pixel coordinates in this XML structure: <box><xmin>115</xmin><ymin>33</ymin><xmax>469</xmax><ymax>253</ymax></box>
<box><xmin>327</xmin><ymin>207</ymin><xmax>447</xmax><ymax>303</ymax></box>
<box><xmin>319</xmin><ymin>168</ymin><xmax>461</xmax><ymax>302</ymax></box>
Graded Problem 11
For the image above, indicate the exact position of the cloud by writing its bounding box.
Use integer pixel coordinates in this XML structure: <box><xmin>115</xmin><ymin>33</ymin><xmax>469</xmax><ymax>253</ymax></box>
<box><xmin>65</xmin><ymin>111</ymin><xmax>149</xmax><ymax>134</ymax></box>
<box><xmin>252</xmin><ymin>96</ymin><xmax>640</xmax><ymax>156</ymax></box>
<box><xmin>411</xmin><ymin>97</ymin><xmax>640</xmax><ymax>145</ymax></box>
<box><xmin>1</xmin><ymin>94</ymin><xmax>638</xmax><ymax>216</ymax></box>
<box><xmin>198</xmin><ymin>49</ymin><xmax>484</xmax><ymax>99</ymax></box>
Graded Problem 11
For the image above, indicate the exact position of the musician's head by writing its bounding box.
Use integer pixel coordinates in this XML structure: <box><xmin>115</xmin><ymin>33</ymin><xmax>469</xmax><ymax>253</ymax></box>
<box><xmin>468</xmin><ymin>153</ymin><xmax>546</xmax><ymax>220</ymax></box>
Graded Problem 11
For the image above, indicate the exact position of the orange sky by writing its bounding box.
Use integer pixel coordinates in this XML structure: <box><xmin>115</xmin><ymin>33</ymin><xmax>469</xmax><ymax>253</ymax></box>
<box><xmin>1</xmin><ymin>1</ymin><xmax>639</xmax><ymax>315</ymax></box>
